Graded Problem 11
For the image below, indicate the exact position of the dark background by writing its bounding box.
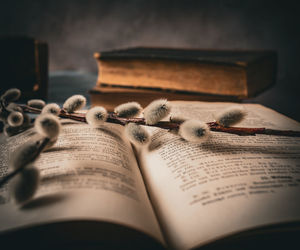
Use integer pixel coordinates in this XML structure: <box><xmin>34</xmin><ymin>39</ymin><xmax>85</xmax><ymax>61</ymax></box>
<box><xmin>1</xmin><ymin>0</ymin><xmax>300</xmax><ymax>120</ymax></box>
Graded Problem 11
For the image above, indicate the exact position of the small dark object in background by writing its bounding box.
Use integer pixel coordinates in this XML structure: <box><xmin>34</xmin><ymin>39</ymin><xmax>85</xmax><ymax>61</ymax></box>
<box><xmin>0</xmin><ymin>36</ymin><xmax>48</xmax><ymax>101</ymax></box>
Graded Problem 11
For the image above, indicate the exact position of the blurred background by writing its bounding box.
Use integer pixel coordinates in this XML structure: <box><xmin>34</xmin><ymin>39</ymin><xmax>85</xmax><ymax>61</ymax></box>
<box><xmin>1</xmin><ymin>0</ymin><xmax>299</xmax><ymax>120</ymax></box>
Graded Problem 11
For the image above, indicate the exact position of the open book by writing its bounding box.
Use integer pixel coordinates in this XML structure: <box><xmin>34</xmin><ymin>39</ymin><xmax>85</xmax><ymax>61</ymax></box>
<box><xmin>0</xmin><ymin>101</ymin><xmax>300</xmax><ymax>249</ymax></box>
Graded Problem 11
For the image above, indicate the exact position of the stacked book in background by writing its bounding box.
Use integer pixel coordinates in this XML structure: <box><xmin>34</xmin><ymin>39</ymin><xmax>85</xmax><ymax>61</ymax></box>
<box><xmin>0</xmin><ymin>36</ymin><xmax>48</xmax><ymax>100</ymax></box>
<box><xmin>90</xmin><ymin>47</ymin><xmax>277</xmax><ymax>110</ymax></box>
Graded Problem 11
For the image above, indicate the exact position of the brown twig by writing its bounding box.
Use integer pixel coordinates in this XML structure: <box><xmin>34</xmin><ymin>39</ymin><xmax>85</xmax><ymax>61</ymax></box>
<box><xmin>19</xmin><ymin>104</ymin><xmax>300</xmax><ymax>137</ymax></box>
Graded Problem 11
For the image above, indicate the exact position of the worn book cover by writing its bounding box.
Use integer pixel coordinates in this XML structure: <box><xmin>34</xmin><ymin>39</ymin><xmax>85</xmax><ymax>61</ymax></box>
<box><xmin>94</xmin><ymin>47</ymin><xmax>277</xmax><ymax>98</ymax></box>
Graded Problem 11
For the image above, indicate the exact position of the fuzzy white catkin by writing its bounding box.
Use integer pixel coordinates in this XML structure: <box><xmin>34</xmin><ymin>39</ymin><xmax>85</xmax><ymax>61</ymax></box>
<box><xmin>125</xmin><ymin>123</ymin><xmax>150</xmax><ymax>145</ymax></box>
<box><xmin>63</xmin><ymin>95</ymin><xmax>86</xmax><ymax>113</ymax></box>
<box><xmin>7</xmin><ymin>111</ymin><xmax>24</xmax><ymax>127</ymax></box>
<box><xmin>215</xmin><ymin>106</ymin><xmax>246</xmax><ymax>127</ymax></box>
<box><xmin>179</xmin><ymin>120</ymin><xmax>210</xmax><ymax>143</ymax></box>
<box><xmin>35</xmin><ymin>114</ymin><xmax>61</xmax><ymax>139</ymax></box>
<box><xmin>10</xmin><ymin>165</ymin><xmax>40</xmax><ymax>204</ymax></box>
<box><xmin>4</xmin><ymin>124</ymin><xmax>20</xmax><ymax>137</ymax></box>
<box><xmin>86</xmin><ymin>106</ymin><xmax>107</xmax><ymax>127</ymax></box>
<box><xmin>1</xmin><ymin>88</ymin><xmax>21</xmax><ymax>103</ymax></box>
<box><xmin>7</xmin><ymin>103</ymin><xmax>23</xmax><ymax>112</ymax></box>
<box><xmin>42</xmin><ymin>103</ymin><xmax>61</xmax><ymax>115</ymax></box>
<box><xmin>114</xmin><ymin>102</ymin><xmax>142</xmax><ymax>118</ymax></box>
<box><xmin>9</xmin><ymin>140</ymin><xmax>40</xmax><ymax>170</ymax></box>
<box><xmin>3</xmin><ymin>114</ymin><xmax>30</xmax><ymax>136</ymax></box>
<box><xmin>143</xmin><ymin>99</ymin><xmax>171</xmax><ymax>125</ymax></box>
<box><xmin>27</xmin><ymin>99</ymin><xmax>46</xmax><ymax>109</ymax></box>
<box><xmin>170</xmin><ymin>115</ymin><xmax>188</xmax><ymax>123</ymax></box>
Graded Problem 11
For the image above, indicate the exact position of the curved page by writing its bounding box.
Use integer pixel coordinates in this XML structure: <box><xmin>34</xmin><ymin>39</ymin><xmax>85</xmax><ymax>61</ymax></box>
<box><xmin>0</xmin><ymin>120</ymin><xmax>163</xmax><ymax>244</ymax></box>
<box><xmin>139</xmin><ymin>101</ymin><xmax>300</xmax><ymax>249</ymax></box>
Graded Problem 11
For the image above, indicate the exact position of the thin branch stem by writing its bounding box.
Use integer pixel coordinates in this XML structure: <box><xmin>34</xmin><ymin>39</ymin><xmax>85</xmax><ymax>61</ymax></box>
<box><xmin>208</xmin><ymin>123</ymin><xmax>300</xmax><ymax>136</ymax></box>
<box><xmin>19</xmin><ymin>104</ymin><xmax>300</xmax><ymax>137</ymax></box>
<box><xmin>0</xmin><ymin>137</ymin><xmax>50</xmax><ymax>188</ymax></box>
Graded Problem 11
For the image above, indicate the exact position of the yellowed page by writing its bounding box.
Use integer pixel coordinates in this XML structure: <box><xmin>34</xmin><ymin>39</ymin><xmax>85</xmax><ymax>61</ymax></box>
<box><xmin>140</xmin><ymin>101</ymin><xmax>300</xmax><ymax>249</ymax></box>
<box><xmin>0</xmin><ymin>120</ymin><xmax>163</xmax><ymax>244</ymax></box>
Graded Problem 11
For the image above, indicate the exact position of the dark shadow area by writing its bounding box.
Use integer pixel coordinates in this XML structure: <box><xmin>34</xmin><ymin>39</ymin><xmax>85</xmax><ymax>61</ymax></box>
<box><xmin>147</xmin><ymin>130</ymin><xmax>170</xmax><ymax>151</ymax></box>
<box><xmin>43</xmin><ymin>146</ymin><xmax>75</xmax><ymax>153</ymax></box>
<box><xmin>196</xmin><ymin>222</ymin><xmax>300</xmax><ymax>250</ymax></box>
<box><xmin>199</xmin><ymin>140</ymin><xmax>298</xmax><ymax>156</ymax></box>
<box><xmin>26</xmin><ymin>130</ymin><xmax>36</xmax><ymax>137</ymax></box>
<box><xmin>0</xmin><ymin>195</ymin><xmax>6</xmax><ymax>205</ymax></box>
<box><xmin>98</xmin><ymin>126</ymin><xmax>123</xmax><ymax>141</ymax></box>
<box><xmin>60</xmin><ymin>121</ymin><xmax>82</xmax><ymax>125</ymax></box>
<box><xmin>40</xmin><ymin>172</ymin><xmax>77</xmax><ymax>184</ymax></box>
<box><xmin>147</xmin><ymin>130</ymin><xmax>300</xmax><ymax>156</ymax></box>
<box><xmin>21</xmin><ymin>193</ymin><xmax>67</xmax><ymax>210</ymax></box>
<box><xmin>148</xmin><ymin>139</ymin><xmax>164</xmax><ymax>152</ymax></box>
<box><xmin>0</xmin><ymin>220</ymin><xmax>164</xmax><ymax>250</ymax></box>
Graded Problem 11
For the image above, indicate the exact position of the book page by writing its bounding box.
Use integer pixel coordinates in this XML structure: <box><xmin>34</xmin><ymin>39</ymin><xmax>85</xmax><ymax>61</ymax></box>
<box><xmin>139</xmin><ymin>101</ymin><xmax>300</xmax><ymax>249</ymax></box>
<box><xmin>0</xmin><ymin>120</ymin><xmax>163</xmax><ymax>244</ymax></box>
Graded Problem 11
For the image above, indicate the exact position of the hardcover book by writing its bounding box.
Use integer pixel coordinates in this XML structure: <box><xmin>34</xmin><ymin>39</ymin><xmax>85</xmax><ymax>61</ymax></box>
<box><xmin>94</xmin><ymin>47</ymin><xmax>277</xmax><ymax>99</ymax></box>
<box><xmin>0</xmin><ymin>36</ymin><xmax>48</xmax><ymax>100</ymax></box>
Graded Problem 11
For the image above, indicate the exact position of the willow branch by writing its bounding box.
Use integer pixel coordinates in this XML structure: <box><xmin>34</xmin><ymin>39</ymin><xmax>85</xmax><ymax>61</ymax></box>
<box><xmin>19</xmin><ymin>104</ymin><xmax>300</xmax><ymax>137</ymax></box>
